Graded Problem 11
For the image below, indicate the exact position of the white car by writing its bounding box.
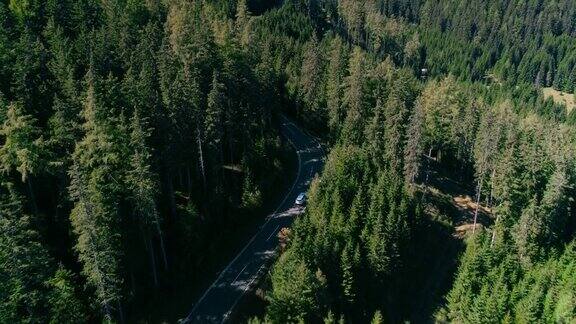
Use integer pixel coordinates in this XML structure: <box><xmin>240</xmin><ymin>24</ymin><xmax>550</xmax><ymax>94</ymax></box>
<box><xmin>295</xmin><ymin>193</ymin><xmax>307</xmax><ymax>206</ymax></box>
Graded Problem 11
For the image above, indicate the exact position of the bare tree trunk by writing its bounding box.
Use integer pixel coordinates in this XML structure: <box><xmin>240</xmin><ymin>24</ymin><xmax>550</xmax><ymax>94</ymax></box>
<box><xmin>489</xmin><ymin>169</ymin><xmax>496</xmax><ymax>208</ymax></box>
<box><xmin>166</xmin><ymin>170</ymin><xmax>177</xmax><ymax>219</ymax></box>
<box><xmin>153</xmin><ymin>216</ymin><xmax>168</xmax><ymax>270</ymax></box>
<box><xmin>149</xmin><ymin>239</ymin><xmax>158</xmax><ymax>287</ymax></box>
<box><xmin>473</xmin><ymin>181</ymin><xmax>483</xmax><ymax>234</ymax></box>
<box><xmin>197</xmin><ymin>127</ymin><xmax>207</xmax><ymax>190</ymax></box>
<box><xmin>490</xmin><ymin>212</ymin><xmax>499</xmax><ymax>247</ymax></box>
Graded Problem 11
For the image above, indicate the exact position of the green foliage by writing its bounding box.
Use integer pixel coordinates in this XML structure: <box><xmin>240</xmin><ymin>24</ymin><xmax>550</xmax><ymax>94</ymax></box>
<box><xmin>340</xmin><ymin>47</ymin><xmax>368</xmax><ymax>145</ymax></box>
<box><xmin>417</xmin><ymin>0</ymin><xmax>576</xmax><ymax>92</ymax></box>
<box><xmin>0</xmin><ymin>102</ymin><xmax>45</xmax><ymax>182</ymax></box>
<box><xmin>371</xmin><ymin>310</ymin><xmax>384</xmax><ymax>324</ymax></box>
<box><xmin>241</xmin><ymin>170</ymin><xmax>263</xmax><ymax>210</ymax></box>
<box><xmin>0</xmin><ymin>181</ymin><xmax>52</xmax><ymax>323</ymax></box>
<box><xmin>0</xmin><ymin>0</ymin><xmax>288</xmax><ymax>320</ymax></box>
<box><xmin>442</xmin><ymin>236</ymin><xmax>576</xmax><ymax>323</ymax></box>
<box><xmin>267</xmin><ymin>142</ymin><xmax>419</xmax><ymax>321</ymax></box>
<box><xmin>0</xmin><ymin>181</ymin><xmax>85</xmax><ymax>323</ymax></box>
<box><xmin>46</xmin><ymin>268</ymin><xmax>86</xmax><ymax>324</ymax></box>
<box><xmin>268</xmin><ymin>249</ymin><xmax>328</xmax><ymax>323</ymax></box>
<box><xmin>9</xmin><ymin>0</ymin><xmax>40</xmax><ymax>23</ymax></box>
<box><xmin>256</xmin><ymin>2</ymin><xmax>576</xmax><ymax>323</ymax></box>
<box><xmin>2</xmin><ymin>0</ymin><xmax>576</xmax><ymax>322</ymax></box>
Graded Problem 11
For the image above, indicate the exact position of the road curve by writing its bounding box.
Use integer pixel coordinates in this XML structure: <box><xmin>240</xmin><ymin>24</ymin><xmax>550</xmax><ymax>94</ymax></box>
<box><xmin>181</xmin><ymin>116</ymin><xmax>325</xmax><ymax>323</ymax></box>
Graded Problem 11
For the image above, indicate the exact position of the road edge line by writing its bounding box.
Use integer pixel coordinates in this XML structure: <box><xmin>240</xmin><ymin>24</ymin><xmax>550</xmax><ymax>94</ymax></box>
<box><xmin>221</xmin><ymin>116</ymin><xmax>313</xmax><ymax>322</ymax></box>
<box><xmin>182</xmin><ymin>116</ymin><xmax>303</xmax><ymax>323</ymax></box>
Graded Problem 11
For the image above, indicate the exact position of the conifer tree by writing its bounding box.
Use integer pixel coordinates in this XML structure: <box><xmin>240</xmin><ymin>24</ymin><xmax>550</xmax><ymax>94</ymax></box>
<box><xmin>326</xmin><ymin>37</ymin><xmax>346</xmax><ymax>141</ymax></box>
<box><xmin>513</xmin><ymin>197</ymin><xmax>542</xmax><ymax>266</ymax></box>
<box><xmin>69</xmin><ymin>71</ymin><xmax>125</xmax><ymax>321</ymax></box>
<box><xmin>205</xmin><ymin>71</ymin><xmax>226</xmax><ymax>177</ymax></box>
<box><xmin>46</xmin><ymin>267</ymin><xmax>87</xmax><ymax>324</ymax></box>
<box><xmin>490</xmin><ymin>129</ymin><xmax>522</xmax><ymax>246</ymax></box>
<box><xmin>337</xmin><ymin>0</ymin><xmax>364</xmax><ymax>43</ymax></box>
<box><xmin>235</xmin><ymin>0</ymin><xmax>252</xmax><ymax>45</ymax></box>
<box><xmin>371</xmin><ymin>310</ymin><xmax>383</xmax><ymax>324</ymax></box>
<box><xmin>403</xmin><ymin>98</ymin><xmax>424</xmax><ymax>189</ymax></box>
<box><xmin>0</xmin><ymin>102</ymin><xmax>45</xmax><ymax>214</ymax></box>
<box><xmin>126</xmin><ymin>109</ymin><xmax>167</xmax><ymax>283</ymax></box>
<box><xmin>340</xmin><ymin>243</ymin><xmax>357</xmax><ymax>305</ymax></box>
<box><xmin>299</xmin><ymin>35</ymin><xmax>324</xmax><ymax>126</ymax></box>
<box><xmin>382</xmin><ymin>94</ymin><xmax>408</xmax><ymax>175</ymax></box>
<box><xmin>0</xmin><ymin>180</ymin><xmax>52</xmax><ymax>323</ymax></box>
<box><xmin>539</xmin><ymin>168</ymin><xmax>570</xmax><ymax>245</ymax></box>
<box><xmin>341</xmin><ymin>47</ymin><xmax>366</xmax><ymax>145</ymax></box>
<box><xmin>268</xmin><ymin>250</ymin><xmax>327</xmax><ymax>323</ymax></box>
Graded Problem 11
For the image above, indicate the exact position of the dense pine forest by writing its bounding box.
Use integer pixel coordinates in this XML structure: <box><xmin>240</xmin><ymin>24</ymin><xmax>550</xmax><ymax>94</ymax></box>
<box><xmin>1</xmin><ymin>0</ymin><xmax>288</xmax><ymax>322</ymax></box>
<box><xmin>245</xmin><ymin>0</ymin><xmax>576</xmax><ymax>323</ymax></box>
<box><xmin>1</xmin><ymin>0</ymin><xmax>575</xmax><ymax>323</ymax></box>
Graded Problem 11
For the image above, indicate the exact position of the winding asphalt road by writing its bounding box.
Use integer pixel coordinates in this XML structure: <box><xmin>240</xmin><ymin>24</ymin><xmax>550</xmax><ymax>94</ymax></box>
<box><xmin>182</xmin><ymin>116</ymin><xmax>325</xmax><ymax>323</ymax></box>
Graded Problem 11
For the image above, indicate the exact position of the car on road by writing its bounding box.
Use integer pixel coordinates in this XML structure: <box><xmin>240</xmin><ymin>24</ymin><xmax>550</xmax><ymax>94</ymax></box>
<box><xmin>295</xmin><ymin>193</ymin><xmax>307</xmax><ymax>206</ymax></box>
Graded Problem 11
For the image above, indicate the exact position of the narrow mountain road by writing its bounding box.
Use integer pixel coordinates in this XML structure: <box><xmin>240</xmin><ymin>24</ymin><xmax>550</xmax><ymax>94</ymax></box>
<box><xmin>182</xmin><ymin>116</ymin><xmax>325</xmax><ymax>323</ymax></box>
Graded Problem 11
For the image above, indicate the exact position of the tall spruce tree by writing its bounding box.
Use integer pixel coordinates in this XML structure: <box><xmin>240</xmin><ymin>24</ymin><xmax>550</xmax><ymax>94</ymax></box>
<box><xmin>340</xmin><ymin>47</ymin><xmax>366</xmax><ymax>145</ymax></box>
<box><xmin>69</xmin><ymin>71</ymin><xmax>125</xmax><ymax>321</ymax></box>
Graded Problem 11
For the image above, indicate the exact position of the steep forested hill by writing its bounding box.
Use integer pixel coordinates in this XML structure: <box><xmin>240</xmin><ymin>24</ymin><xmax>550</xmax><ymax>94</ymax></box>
<box><xmin>1</xmin><ymin>0</ymin><xmax>575</xmax><ymax>323</ymax></box>
<box><xmin>317</xmin><ymin>0</ymin><xmax>576</xmax><ymax>92</ymax></box>
<box><xmin>242</xmin><ymin>1</ymin><xmax>576</xmax><ymax>323</ymax></box>
<box><xmin>418</xmin><ymin>0</ymin><xmax>576</xmax><ymax>92</ymax></box>
<box><xmin>0</xmin><ymin>0</ymin><xmax>288</xmax><ymax>322</ymax></box>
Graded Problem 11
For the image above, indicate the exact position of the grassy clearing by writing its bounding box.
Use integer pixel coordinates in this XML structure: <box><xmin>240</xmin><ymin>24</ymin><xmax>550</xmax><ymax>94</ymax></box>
<box><xmin>543</xmin><ymin>87</ymin><xmax>576</xmax><ymax>113</ymax></box>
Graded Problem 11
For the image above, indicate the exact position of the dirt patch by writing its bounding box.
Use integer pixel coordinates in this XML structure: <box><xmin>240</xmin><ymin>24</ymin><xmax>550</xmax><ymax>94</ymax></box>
<box><xmin>419</xmin><ymin>158</ymin><xmax>493</xmax><ymax>237</ymax></box>
<box><xmin>449</xmin><ymin>194</ymin><xmax>492</xmax><ymax>237</ymax></box>
<box><xmin>543</xmin><ymin>87</ymin><xmax>576</xmax><ymax>114</ymax></box>
<box><xmin>454</xmin><ymin>223</ymin><xmax>484</xmax><ymax>239</ymax></box>
<box><xmin>453</xmin><ymin>195</ymin><xmax>491</xmax><ymax>214</ymax></box>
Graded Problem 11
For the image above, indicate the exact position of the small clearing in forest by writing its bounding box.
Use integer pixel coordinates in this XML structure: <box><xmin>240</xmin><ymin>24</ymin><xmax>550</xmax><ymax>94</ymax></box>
<box><xmin>542</xmin><ymin>87</ymin><xmax>576</xmax><ymax>113</ymax></box>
